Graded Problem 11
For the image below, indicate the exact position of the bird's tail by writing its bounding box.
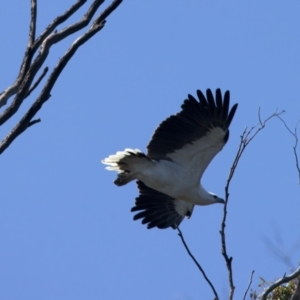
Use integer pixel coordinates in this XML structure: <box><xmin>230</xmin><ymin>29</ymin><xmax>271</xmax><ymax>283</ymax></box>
<box><xmin>102</xmin><ymin>149</ymin><xmax>153</xmax><ymax>186</ymax></box>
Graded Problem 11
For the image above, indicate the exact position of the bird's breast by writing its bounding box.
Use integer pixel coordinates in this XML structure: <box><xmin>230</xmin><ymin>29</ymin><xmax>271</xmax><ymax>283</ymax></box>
<box><xmin>137</xmin><ymin>159</ymin><xmax>199</xmax><ymax>202</ymax></box>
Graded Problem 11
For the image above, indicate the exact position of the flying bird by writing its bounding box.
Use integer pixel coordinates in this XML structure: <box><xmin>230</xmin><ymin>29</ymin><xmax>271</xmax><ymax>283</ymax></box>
<box><xmin>102</xmin><ymin>88</ymin><xmax>238</xmax><ymax>229</ymax></box>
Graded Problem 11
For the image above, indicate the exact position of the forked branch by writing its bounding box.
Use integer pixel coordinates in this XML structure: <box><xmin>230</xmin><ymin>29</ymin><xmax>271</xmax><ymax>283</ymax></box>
<box><xmin>0</xmin><ymin>0</ymin><xmax>123</xmax><ymax>155</ymax></box>
<box><xmin>220</xmin><ymin>108</ymin><xmax>284</xmax><ymax>300</ymax></box>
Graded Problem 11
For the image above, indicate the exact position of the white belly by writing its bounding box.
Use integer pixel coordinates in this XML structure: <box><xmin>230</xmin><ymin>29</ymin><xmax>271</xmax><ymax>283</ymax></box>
<box><xmin>136</xmin><ymin>159</ymin><xmax>199</xmax><ymax>202</ymax></box>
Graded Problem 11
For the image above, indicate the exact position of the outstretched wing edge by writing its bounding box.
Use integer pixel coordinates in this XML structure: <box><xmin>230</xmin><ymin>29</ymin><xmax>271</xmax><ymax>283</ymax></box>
<box><xmin>131</xmin><ymin>181</ymin><xmax>194</xmax><ymax>229</ymax></box>
<box><xmin>147</xmin><ymin>88</ymin><xmax>238</xmax><ymax>161</ymax></box>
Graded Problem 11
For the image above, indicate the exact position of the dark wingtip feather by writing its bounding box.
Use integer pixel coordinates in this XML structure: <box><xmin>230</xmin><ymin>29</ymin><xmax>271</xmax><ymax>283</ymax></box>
<box><xmin>131</xmin><ymin>181</ymin><xmax>186</xmax><ymax>229</ymax></box>
<box><xmin>226</xmin><ymin>103</ymin><xmax>238</xmax><ymax>128</ymax></box>
<box><xmin>215</xmin><ymin>89</ymin><xmax>223</xmax><ymax>110</ymax></box>
<box><xmin>221</xmin><ymin>90</ymin><xmax>230</xmax><ymax>122</ymax></box>
<box><xmin>196</xmin><ymin>90</ymin><xmax>208</xmax><ymax>106</ymax></box>
<box><xmin>206</xmin><ymin>89</ymin><xmax>215</xmax><ymax>108</ymax></box>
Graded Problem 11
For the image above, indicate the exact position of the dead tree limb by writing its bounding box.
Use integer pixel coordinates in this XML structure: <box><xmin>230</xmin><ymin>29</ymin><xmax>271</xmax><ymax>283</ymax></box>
<box><xmin>259</xmin><ymin>266</ymin><xmax>300</xmax><ymax>300</ymax></box>
<box><xmin>0</xmin><ymin>0</ymin><xmax>123</xmax><ymax>155</ymax></box>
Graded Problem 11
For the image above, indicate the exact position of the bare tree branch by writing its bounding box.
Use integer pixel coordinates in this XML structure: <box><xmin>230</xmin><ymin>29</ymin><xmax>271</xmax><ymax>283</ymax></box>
<box><xmin>29</xmin><ymin>0</ymin><xmax>37</xmax><ymax>47</ymax></box>
<box><xmin>39</xmin><ymin>0</ymin><xmax>106</xmax><ymax>48</ymax></box>
<box><xmin>0</xmin><ymin>0</ymin><xmax>123</xmax><ymax>154</ymax></box>
<box><xmin>259</xmin><ymin>266</ymin><xmax>300</xmax><ymax>300</ymax></box>
<box><xmin>32</xmin><ymin>0</ymin><xmax>88</xmax><ymax>52</ymax></box>
<box><xmin>0</xmin><ymin>0</ymin><xmax>88</xmax><ymax>109</ymax></box>
<box><xmin>220</xmin><ymin>108</ymin><xmax>285</xmax><ymax>300</ymax></box>
<box><xmin>177</xmin><ymin>227</ymin><xmax>219</xmax><ymax>300</ymax></box>
<box><xmin>243</xmin><ymin>270</ymin><xmax>255</xmax><ymax>300</ymax></box>
<box><xmin>276</xmin><ymin>116</ymin><xmax>300</xmax><ymax>184</ymax></box>
<box><xmin>25</xmin><ymin>67</ymin><xmax>49</xmax><ymax>98</ymax></box>
<box><xmin>0</xmin><ymin>0</ymin><xmax>38</xmax><ymax>108</ymax></box>
<box><xmin>0</xmin><ymin>0</ymin><xmax>110</xmax><ymax>122</ymax></box>
<box><xmin>0</xmin><ymin>17</ymin><xmax>105</xmax><ymax>154</ymax></box>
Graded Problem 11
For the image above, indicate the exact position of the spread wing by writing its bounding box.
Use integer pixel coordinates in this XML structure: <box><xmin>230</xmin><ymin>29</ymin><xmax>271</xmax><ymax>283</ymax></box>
<box><xmin>147</xmin><ymin>89</ymin><xmax>238</xmax><ymax>184</ymax></box>
<box><xmin>131</xmin><ymin>181</ymin><xmax>194</xmax><ymax>229</ymax></box>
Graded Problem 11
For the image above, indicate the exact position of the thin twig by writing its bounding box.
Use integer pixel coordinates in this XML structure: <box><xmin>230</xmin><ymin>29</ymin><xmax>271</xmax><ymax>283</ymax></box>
<box><xmin>220</xmin><ymin>198</ymin><xmax>235</xmax><ymax>300</ymax></box>
<box><xmin>220</xmin><ymin>108</ymin><xmax>285</xmax><ymax>300</ymax></box>
<box><xmin>177</xmin><ymin>227</ymin><xmax>219</xmax><ymax>300</ymax></box>
<box><xmin>243</xmin><ymin>270</ymin><xmax>255</xmax><ymax>300</ymax></box>
<box><xmin>260</xmin><ymin>265</ymin><xmax>300</xmax><ymax>300</ymax></box>
<box><xmin>276</xmin><ymin>116</ymin><xmax>300</xmax><ymax>184</ymax></box>
<box><xmin>27</xmin><ymin>118</ymin><xmax>41</xmax><ymax>127</ymax></box>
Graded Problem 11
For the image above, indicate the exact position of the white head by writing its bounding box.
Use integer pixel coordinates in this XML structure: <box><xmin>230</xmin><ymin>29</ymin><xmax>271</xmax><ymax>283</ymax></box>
<box><xmin>198</xmin><ymin>185</ymin><xmax>225</xmax><ymax>205</ymax></box>
<box><xmin>208</xmin><ymin>192</ymin><xmax>225</xmax><ymax>204</ymax></box>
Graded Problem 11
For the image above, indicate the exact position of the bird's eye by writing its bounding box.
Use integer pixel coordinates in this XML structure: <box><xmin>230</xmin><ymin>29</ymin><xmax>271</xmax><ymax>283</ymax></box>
<box><xmin>213</xmin><ymin>195</ymin><xmax>217</xmax><ymax>199</ymax></box>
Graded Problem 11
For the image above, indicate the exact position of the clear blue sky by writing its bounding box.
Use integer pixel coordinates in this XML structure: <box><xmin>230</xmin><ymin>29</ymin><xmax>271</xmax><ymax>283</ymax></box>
<box><xmin>1</xmin><ymin>1</ymin><xmax>300</xmax><ymax>299</ymax></box>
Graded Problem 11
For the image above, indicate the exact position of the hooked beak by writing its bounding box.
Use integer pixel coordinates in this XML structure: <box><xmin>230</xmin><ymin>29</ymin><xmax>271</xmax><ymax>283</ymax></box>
<box><xmin>217</xmin><ymin>198</ymin><xmax>225</xmax><ymax>204</ymax></box>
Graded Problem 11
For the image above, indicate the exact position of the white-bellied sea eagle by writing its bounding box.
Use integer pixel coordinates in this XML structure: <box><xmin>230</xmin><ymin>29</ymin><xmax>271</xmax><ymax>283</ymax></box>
<box><xmin>102</xmin><ymin>88</ymin><xmax>238</xmax><ymax>229</ymax></box>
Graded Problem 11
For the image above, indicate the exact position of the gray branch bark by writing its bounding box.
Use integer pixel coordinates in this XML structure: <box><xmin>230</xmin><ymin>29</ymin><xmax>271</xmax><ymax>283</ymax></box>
<box><xmin>259</xmin><ymin>266</ymin><xmax>300</xmax><ymax>300</ymax></box>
